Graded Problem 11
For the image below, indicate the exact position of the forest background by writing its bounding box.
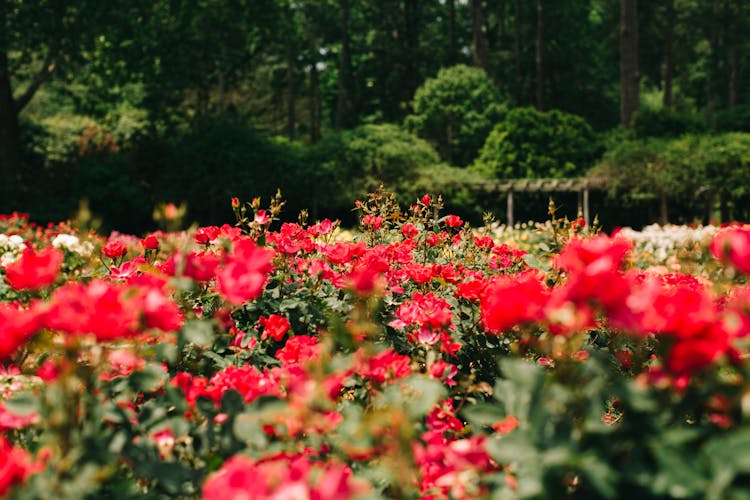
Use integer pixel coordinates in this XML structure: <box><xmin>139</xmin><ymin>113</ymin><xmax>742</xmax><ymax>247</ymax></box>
<box><xmin>2</xmin><ymin>0</ymin><xmax>750</xmax><ymax>232</ymax></box>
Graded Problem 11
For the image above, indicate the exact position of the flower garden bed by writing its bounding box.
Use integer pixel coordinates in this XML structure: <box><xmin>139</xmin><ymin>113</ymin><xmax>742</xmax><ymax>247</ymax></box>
<box><xmin>2</xmin><ymin>191</ymin><xmax>750</xmax><ymax>499</ymax></box>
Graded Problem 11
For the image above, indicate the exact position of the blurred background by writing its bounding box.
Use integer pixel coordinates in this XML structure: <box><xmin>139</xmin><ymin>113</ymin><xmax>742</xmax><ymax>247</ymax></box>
<box><xmin>1</xmin><ymin>0</ymin><xmax>749</xmax><ymax>232</ymax></box>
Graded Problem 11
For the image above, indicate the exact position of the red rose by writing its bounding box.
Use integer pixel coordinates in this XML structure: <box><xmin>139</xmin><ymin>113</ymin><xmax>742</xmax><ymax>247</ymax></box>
<box><xmin>141</xmin><ymin>235</ymin><xmax>159</xmax><ymax>250</ymax></box>
<box><xmin>4</xmin><ymin>246</ymin><xmax>63</xmax><ymax>290</ymax></box>
<box><xmin>102</xmin><ymin>240</ymin><xmax>127</xmax><ymax>258</ymax></box>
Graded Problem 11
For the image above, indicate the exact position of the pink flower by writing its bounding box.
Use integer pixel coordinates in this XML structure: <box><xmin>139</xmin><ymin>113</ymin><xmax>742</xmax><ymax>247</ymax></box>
<box><xmin>254</xmin><ymin>209</ymin><xmax>271</xmax><ymax>225</ymax></box>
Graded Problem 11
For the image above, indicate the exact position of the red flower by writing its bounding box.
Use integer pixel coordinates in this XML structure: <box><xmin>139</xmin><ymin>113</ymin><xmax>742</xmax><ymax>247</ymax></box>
<box><xmin>481</xmin><ymin>272</ymin><xmax>548</xmax><ymax>334</ymax></box>
<box><xmin>141</xmin><ymin>235</ymin><xmax>159</xmax><ymax>250</ymax></box>
<box><xmin>0</xmin><ymin>436</ymin><xmax>41</xmax><ymax>497</ymax></box>
<box><xmin>323</xmin><ymin>241</ymin><xmax>367</xmax><ymax>265</ymax></box>
<box><xmin>361</xmin><ymin>215</ymin><xmax>383</xmax><ymax>230</ymax></box>
<box><xmin>216</xmin><ymin>239</ymin><xmax>274</xmax><ymax>306</ymax></box>
<box><xmin>444</xmin><ymin>214</ymin><xmax>463</xmax><ymax>228</ymax></box>
<box><xmin>259</xmin><ymin>314</ymin><xmax>291</xmax><ymax>341</ymax></box>
<box><xmin>4</xmin><ymin>246</ymin><xmax>63</xmax><ymax>290</ymax></box>
<box><xmin>0</xmin><ymin>303</ymin><xmax>43</xmax><ymax>360</ymax></box>
<box><xmin>184</xmin><ymin>251</ymin><xmax>220</xmax><ymax>282</ymax></box>
<box><xmin>492</xmin><ymin>415</ymin><xmax>520</xmax><ymax>434</ymax></box>
<box><xmin>356</xmin><ymin>348</ymin><xmax>412</xmax><ymax>384</ymax></box>
<box><xmin>0</xmin><ymin>403</ymin><xmax>39</xmax><ymax>432</ymax></box>
<box><xmin>202</xmin><ymin>455</ymin><xmax>369</xmax><ymax>500</ymax></box>
<box><xmin>194</xmin><ymin>226</ymin><xmax>220</xmax><ymax>245</ymax></box>
<box><xmin>275</xmin><ymin>335</ymin><xmax>320</xmax><ymax>364</ymax></box>
<box><xmin>139</xmin><ymin>287</ymin><xmax>184</xmax><ymax>332</ymax></box>
<box><xmin>102</xmin><ymin>239</ymin><xmax>127</xmax><ymax>258</ymax></box>
<box><xmin>711</xmin><ymin>226</ymin><xmax>750</xmax><ymax>273</ymax></box>
<box><xmin>46</xmin><ymin>280</ymin><xmax>141</xmax><ymax>341</ymax></box>
<box><xmin>401</xmin><ymin>223</ymin><xmax>419</xmax><ymax>239</ymax></box>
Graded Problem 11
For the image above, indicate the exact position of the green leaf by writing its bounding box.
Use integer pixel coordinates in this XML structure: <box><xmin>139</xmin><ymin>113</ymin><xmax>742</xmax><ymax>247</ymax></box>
<box><xmin>233</xmin><ymin>413</ymin><xmax>269</xmax><ymax>449</ymax></box>
<box><xmin>374</xmin><ymin>375</ymin><xmax>447</xmax><ymax>419</ymax></box>
<box><xmin>462</xmin><ymin>403</ymin><xmax>507</xmax><ymax>429</ymax></box>
<box><xmin>128</xmin><ymin>363</ymin><xmax>167</xmax><ymax>393</ymax></box>
<box><xmin>181</xmin><ymin>319</ymin><xmax>214</xmax><ymax>348</ymax></box>
<box><xmin>2</xmin><ymin>392</ymin><xmax>39</xmax><ymax>415</ymax></box>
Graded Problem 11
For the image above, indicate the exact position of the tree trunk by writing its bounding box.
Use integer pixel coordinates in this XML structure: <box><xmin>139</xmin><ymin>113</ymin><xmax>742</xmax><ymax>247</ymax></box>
<box><xmin>447</xmin><ymin>0</ymin><xmax>456</xmax><ymax>65</ymax></box>
<box><xmin>0</xmin><ymin>49</ymin><xmax>20</xmax><ymax>193</ymax></box>
<box><xmin>404</xmin><ymin>0</ymin><xmax>421</xmax><ymax>100</ymax></box>
<box><xmin>335</xmin><ymin>0</ymin><xmax>353</xmax><ymax>130</ymax></box>
<box><xmin>498</xmin><ymin>0</ymin><xmax>506</xmax><ymax>39</ymax></box>
<box><xmin>706</xmin><ymin>0</ymin><xmax>720</xmax><ymax>124</ymax></box>
<box><xmin>619</xmin><ymin>0</ymin><xmax>639</xmax><ymax>127</ymax></box>
<box><xmin>659</xmin><ymin>194</ymin><xmax>668</xmax><ymax>225</ymax></box>
<box><xmin>662</xmin><ymin>0</ymin><xmax>674</xmax><ymax>109</ymax></box>
<box><xmin>729</xmin><ymin>0</ymin><xmax>743</xmax><ymax>108</ymax></box>
<box><xmin>729</xmin><ymin>46</ymin><xmax>739</xmax><ymax>108</ymax></box>
<box><xmin>472</xmin><ymin>0</ymin><xmax>487</xmax><ymax>69</ymax></box>
<box><xmin>513</xmin><ymin>0</ymin><xmax>523</xmax><ymax>99</ymax></box>
<box><xmin>309</xmin><ymin>60</ymin><xmax>320</xmax><ymax>143</ymax></box>
<box><xmin>286</xmin><ymin>41</ymin><xmax>296</xmax><ymax>141</ymax></box>
<box><xmin>535</xmin><ymin>0</ymin><xmax>544</xmax><ymax>111</ymax></box>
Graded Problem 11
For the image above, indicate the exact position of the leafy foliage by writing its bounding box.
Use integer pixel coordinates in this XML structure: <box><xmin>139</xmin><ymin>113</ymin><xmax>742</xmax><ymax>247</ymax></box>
<box><xmin>473</xmin><ymin>107</ymin><xmax>601</xmax><ymax>178</ymax></box>
<box><xmin>405</xmin><ymin>65</ymin><xmax>507</xmax><ymax>167</ymax></box>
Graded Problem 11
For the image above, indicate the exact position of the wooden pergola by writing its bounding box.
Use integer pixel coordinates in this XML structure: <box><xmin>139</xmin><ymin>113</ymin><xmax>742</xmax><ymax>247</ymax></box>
<box><xmin>471</xmin><ymin>177</ymin><xmax>608</xmax><ymax>227</ymax></box>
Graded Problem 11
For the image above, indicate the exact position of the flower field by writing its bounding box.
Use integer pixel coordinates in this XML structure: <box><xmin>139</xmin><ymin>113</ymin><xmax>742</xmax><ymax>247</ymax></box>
<box><xmin>2</xmin><ymin>191</ymin><xmax>750</xmax><ymax>499</ymax></box>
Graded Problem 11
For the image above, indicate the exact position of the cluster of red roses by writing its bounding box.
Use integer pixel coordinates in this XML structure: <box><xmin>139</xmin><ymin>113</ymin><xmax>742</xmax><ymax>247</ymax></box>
<box><xmin>3</xmin><ymin>199</ymin><xmax>750</xmax><ymax>498</ymax></box>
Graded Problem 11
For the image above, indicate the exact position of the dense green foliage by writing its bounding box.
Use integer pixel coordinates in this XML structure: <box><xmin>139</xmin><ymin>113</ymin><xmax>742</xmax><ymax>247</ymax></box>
<box><xmin>593</xmin><ymin>133</ymin><xmax>750</xmax><ymax>222</ymax></box>
<box><xmin>3</xmin><ymin>0</ymin><xmax>750</xmax><ymax>230</ymax></box>
<box><xmin>473</xmin><ymin>107</ymin><xmax>600</xmax><ymax>178</ymax></box>
<box><xmin>631</xmin><ymin>108</ymin><xmax>706</xmax><ymax>138</ymax></box>
<box><xmin>405</xmin><ymin>65</ymin><xmax>506</xmax><ymax>167</ymax></box>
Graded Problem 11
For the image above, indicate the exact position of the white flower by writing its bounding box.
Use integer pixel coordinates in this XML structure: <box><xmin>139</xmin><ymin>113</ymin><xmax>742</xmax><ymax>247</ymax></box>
<box><xmin>51</xmin><ymin>233</ymin><xmax>94</xmax><ymax>257</ymax></box>
<box><xmin>1</xmin><ymin>251</ymin><xmax>17</xmax><ymax>266</ymax></box>
<box><xmin>8</xmin><ymin>235</ymin><xmax>24</xmax><ymax>248</ymax></box>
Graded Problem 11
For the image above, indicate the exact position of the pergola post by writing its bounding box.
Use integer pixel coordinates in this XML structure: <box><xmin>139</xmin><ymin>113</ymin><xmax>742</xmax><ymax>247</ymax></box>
<box><xmin>583</xmin><ymin>188</ymin><xmax>590</xmax><ymax>226</ymax></box>
<box><xmin>507</xmin><ymin>190</ymin><xmax>514</xmax><ymax>228</ymax></box>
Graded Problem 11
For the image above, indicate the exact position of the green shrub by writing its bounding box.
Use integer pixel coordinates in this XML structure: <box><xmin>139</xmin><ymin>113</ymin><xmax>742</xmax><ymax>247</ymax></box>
<box><xmin>631</xmin><ymin>107</ymin><xmax>705</xmax><ymax>138</ymax></box>
<box><xmin>311</xmin><ymin>123</ymin><xmax>440</xmax><ymax>201</ymax></box>
<box><xmin>405</xmin><ymin>65</ymin><xmax>507</xmax><ymax>167</ymax></box>
<box><xmin>310</xmin><ymin>123</ymin><xmax>494</xmax><ymax>223</ymax></box>
<box><xmin>157</xmin><ymin>119</ymin><xmax>307</xmax><ymax>224</ymax></box>
<box><xmin>473</xmin><ymin>107</ymin><xmax>601</xmax><ymax>178</ymax></box>
<box><xmin>714</xmin><ymin>105</ymin><xmax>750</xmax><ymax>133</ymax></box>
<box><xmin>591</xmin><ymin>133</ymin><xmax>750</xmax><ymax>222</ymax></box>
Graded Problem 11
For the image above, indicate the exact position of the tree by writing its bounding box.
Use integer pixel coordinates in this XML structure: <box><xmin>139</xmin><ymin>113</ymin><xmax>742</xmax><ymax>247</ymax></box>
<box><xmin>405</xmin><ymin>65</ymin><xmax>506</xmax><ymax>167</ymax></box>
<box><xmin>620</xmin><ymin>0</ymin><xmax>639</xmax><ymax>127</ymax></box>
<box><xmin>0</xmin><ymin>0</ymin><xmax>109</xmax><ymax>199</ymax></box>
<box><xmin>535</xmin><ymin>0</ymin><xmax>544</xmax><ymax>111</ymax></box>
<box><xmin>447</xmin><ymin>0</ymin><xmax>457</xmax><ymax>65</ymax></box>
<box><xmin>473</xmin><ymin>107</ymin><xmax>600</xmax><ymax>178</ymax></box>
<box><xmin>662</xmin><ymin>0</ymin><xmax>675</xmax><ymax>109</ymax></box>
<box><xmin>335</xmin><ymin>0</ymin><xmax>354</xmax><ymax>130</ymax></box>
<box><xmin>472</xmin><ymin>0</ymin><xmax>487</xmax><ymax>69</ymax></box>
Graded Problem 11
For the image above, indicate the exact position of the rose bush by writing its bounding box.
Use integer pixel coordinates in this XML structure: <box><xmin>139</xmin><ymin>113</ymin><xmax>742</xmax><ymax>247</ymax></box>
<box><xmin>1</xmin><ymin>192</ymin><xmax>750</xmax><ymax>499</ymax></box>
